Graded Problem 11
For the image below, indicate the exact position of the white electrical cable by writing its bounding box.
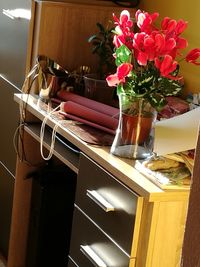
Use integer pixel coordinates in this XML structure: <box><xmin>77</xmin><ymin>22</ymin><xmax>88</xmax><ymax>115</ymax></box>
<box><xmin>40</xmin><ymin>104</ymin><xmax>61</xmax><ymax>161</ymax></box>
<box><xmin>19</xmin><ymin>63</ymin><xmax>39</xmax><ymax>122</ymax></box>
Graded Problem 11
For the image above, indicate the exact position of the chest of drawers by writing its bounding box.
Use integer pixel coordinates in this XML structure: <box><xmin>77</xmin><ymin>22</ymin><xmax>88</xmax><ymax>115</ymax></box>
<box><xmin>69</xmin><ymin>153</ymin><xmax>143</xmax><ymax>266</ymax></box>
<box><xmin>7</xmin><ymin>94</ymin><xmax>189</xmax><ymax>267</ymax></box>
<box><xmin>4</xmin><ymin>0</ymin><xmax>192</xmax><ymax>266</ymax></box>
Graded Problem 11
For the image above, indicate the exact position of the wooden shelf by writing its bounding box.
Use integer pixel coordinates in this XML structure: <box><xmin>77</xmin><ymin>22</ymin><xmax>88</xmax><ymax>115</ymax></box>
<box><xmin>15</xmin><ymin>93</ymin><xmax>165</xmax><ymax>196</ymax></box>
<box><xmin>14</xmin><ymin>93</ymin><xmax>190</xmax><ymax>201</ymax></box>
<box><xmin>24</xmin><ymin>123</ymin><xmax>80</xmax><ymax>173</ymax></box>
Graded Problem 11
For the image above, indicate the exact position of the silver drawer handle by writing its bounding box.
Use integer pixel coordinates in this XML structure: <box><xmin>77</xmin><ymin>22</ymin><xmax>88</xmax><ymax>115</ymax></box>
<box><xmin>86</xmin><ymin>190</ymin><xmax>115</xmax><ymax>212</ymax></box>
<box><xmin>80</xmin><ymin>245</ymin><xmax>107</xmax><ymax>267</ymax></box>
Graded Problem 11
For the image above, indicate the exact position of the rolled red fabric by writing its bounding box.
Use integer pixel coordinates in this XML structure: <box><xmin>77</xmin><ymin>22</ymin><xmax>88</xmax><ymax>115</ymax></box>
<box><xmin>61</xmin><ymin>101</ymin><xmax>118</xmax><ymax>130</ymax></box>
<box><xmin>60</xmin><ymin>111</ymin><xmax>116</xmax><ymax>135</ymax></box>
<box><xmin>57</xmin><ymin>91</ymin><xmax>119</xmax><ymax>118</ymax></box>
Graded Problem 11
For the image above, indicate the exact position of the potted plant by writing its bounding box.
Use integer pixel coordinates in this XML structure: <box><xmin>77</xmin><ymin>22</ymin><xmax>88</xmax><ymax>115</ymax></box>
<box><xmin>83</xmin><ymin>22</ymin><xmax>117</xmax><ymax>105</ymax></box>
<box><xmin>106</xmin><ymin>10</ymin><xmax>200</xmax><ymax>159</ymax></box>
<box><xmin>88</xmin><ymin>22</ymin><xmax>116</xmax><ymax>79</ymax></box>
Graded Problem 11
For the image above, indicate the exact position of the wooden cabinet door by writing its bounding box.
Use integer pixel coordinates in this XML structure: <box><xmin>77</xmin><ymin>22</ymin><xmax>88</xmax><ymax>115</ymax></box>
<box><xmin>29</xmin><ymin>1</ymin><xmax>129</xmax><ymax>72</ymax></box>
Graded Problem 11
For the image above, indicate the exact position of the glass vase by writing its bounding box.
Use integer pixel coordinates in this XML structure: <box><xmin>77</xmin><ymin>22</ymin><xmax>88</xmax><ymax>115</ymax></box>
<box><xmin>111</xmin><ymin>93</ymin><xmax>157</xmax><ymax>159</ymax></box>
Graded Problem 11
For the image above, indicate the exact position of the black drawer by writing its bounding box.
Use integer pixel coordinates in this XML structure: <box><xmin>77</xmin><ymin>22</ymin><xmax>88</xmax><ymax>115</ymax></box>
<box><xmin>0</xmin><ymin>164</ymin><xmax>14</xmax><ymax>257</ymax></box>
<box><xmin>0</xmin><ymin>79</ymin><xmax>19</xmax><ymax>173</ymax></box>
<box><xmin>68</xmin><ymin>257</ymin><xmax>79</xmax><ymax>267</ymax></box>
<box><xmin>76</xmin><ymin>153</ymin><xmax>139</xmax><ymax>255</ymax></box>
<box><xmin>69</xmin><ymin>207</ymin><xmax>130</xmax><ymax>267</ymax></box>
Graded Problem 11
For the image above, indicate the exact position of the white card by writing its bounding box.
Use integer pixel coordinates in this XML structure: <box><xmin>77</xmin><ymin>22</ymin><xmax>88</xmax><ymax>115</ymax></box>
<box><xmin>153</xmin><ymin>107</ymin><xmax>200</xmax><ymax>155</ymax></box>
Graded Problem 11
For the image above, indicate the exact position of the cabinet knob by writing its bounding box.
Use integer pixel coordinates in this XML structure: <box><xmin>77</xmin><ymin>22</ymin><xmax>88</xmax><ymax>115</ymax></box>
<box><xmin>86</xmin><ymin>190</ymin><xmax>115</xmax><ymax>212</ymax></box>
<box><xmin>80</xmin><ymin>245</ymin><xmax>107</xmax><ymax>267</ymax></box>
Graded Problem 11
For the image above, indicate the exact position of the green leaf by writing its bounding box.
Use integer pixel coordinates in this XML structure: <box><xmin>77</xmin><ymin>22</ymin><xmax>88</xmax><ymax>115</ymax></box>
<box><xmin>115</xmin><ymin>45</ymin><xmax>132</xmax><ymax>65</ymax></box>
<box><xmin>117</xmin><ymin>84</ymin><xmax>124</xmax><ymax>95</ymax></box>
<box><xmin>88</xmin><ymin>21</ymin><xmax>115</xmax><ymax>77</ymax></box>
<box><xmin>147</xmin><ymin>93</ymin><xmax>167</xmax><ymax>111</ymax></box>
<box><xmin>88</xmin><ymin>35</ymin><xmax>98</xmax><ymax>43</ymax></box>
<box><xmin>157</xmin><ymin>78</ymin><xmax>183</xmax><ymax>96</ymax></box>
<box><xmin>96</xmin><ymin>22</ymin><xmax>105</xmax><ymax>33</ymax></box>
<box><xmin>92</xmin><ymin>46</ymin><xmax>100</xmax><ymax>54</ymax></box>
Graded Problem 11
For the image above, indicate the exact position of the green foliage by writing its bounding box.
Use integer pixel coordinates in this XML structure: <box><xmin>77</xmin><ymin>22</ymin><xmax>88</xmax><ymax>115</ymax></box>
<box><xmin>116</xmin><ymin>46</ymin><xmax>183</xmax><ymax>111</ymax></box>
<box><xmin>88</xmin><ymin>22</ymin><xmax>116</xmax><ymax>79</ymax></box>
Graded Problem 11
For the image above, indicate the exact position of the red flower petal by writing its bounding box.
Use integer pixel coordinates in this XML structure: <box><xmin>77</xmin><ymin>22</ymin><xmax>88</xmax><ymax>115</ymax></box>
<box><xmin>144</xmin><ymin>36</ymin><xmax>155</xmax><ymax>47</ymax></box>
<box><xmin>120</xmin><ymin>10</ymin><xmax>130</xmax><ymax>23</ymax></box>
<box><xmin>151</xmin><ymin>12</ymin><xmax>159</xmax><ymax>22</ymax></box>
<box><xmin>161</xmin><ymin>17</ymin><xmax>177</xmax><ymax>32</ymax></box>
<box><xmin>137</xmin><ymin>51</ymin><xmax>148</xmax><ymax>66</ymax></box>
<box><xmin>186</xmin><ymin>48</ymin><xmax>200</xmax><ymax>65</ymax></box>
<box><xmin>135</xmin><ymin>10</ymin><xmax>142</xmax><ymax>23</ymax></box>
<box><xmin>154</xmin><ymin>33</ymin><xmax>165</xmax><ymax>51</ymax></box>
<box><xmin>155</xmin><ymin>57</ymin><xmax>161</xmax><ymax>69</ymax></box>
<box><xmin>155</xmin><ymin>55</ymin><xmax>177</xmax><ymax>77</ymax></box>
<box><xmin>133</xmin><ymin>33</ymin><xmax>145</xmax><ymax>50</ymax></box>
<box><xmin>164</xmin><ymin>38</ymin><xmax>176</xmax><ymax>52</ymax></box>
<box><xmin>135</xmin><ymin>10</ymin><xmax>158</xmax><ymax>32</ymax></box>
<box><xmin>166</xmin><ymin>19</ymin><xmax>177</xmax><ymax>32</ymax></box>
<box><xmin>186</xmin><ymin>48</ymin><xmax>200</xmax><ymax>60</ymax></box>
<box><xmin>117</xmin><ymin>63</ymin><xmax>133</xmax><ymax>79</ymax></box>
<box><xmin>160</xmin><ymin>55</ymin><xmax>173</xmax><ymax>73</ymax></box>
<box><xmin>175</xmin><ymin>19</ymin><xmax>188</xmax><ymax>35</ymax></box>
<box><xmin>106</xmin><ymin>74</ymin><xmax>120</xmax><ymax>87</ymax></box>
<box><xmin>176</xmin><ymin>37</ymin><xmax>188</xmax><ymax>49</ymax></box>
<box><xmin>120</xmin><ymin>10</ymin><xmax>133</xmax><ymax>28</ymax></box>
<box><xmin>161</xmin><ymin>17</ymin><xmax>170</xmax><ymax>30</ymax></box>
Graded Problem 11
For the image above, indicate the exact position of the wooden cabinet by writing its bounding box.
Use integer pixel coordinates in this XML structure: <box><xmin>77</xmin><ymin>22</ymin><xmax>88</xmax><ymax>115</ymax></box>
<box><xmin>7</xmin><ymin>94</ymin><xmax>189</xmax><ymax>267</ymax></box>
<box><xmin>27</xmin><ymin>0</ymin><xmax>126</xmax><ymax>75</ymax></box>
<box><xmin>7</xmin><ymin>1</ymin><xmax>190</xmax><ymax>267</ymax></box>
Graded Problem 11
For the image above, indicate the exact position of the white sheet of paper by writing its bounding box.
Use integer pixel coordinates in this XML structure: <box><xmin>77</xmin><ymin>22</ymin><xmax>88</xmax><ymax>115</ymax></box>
<box><xmin>153</xmin><ymin>107</ymin><xmax>200</xmax><ymax>155</ymax></box>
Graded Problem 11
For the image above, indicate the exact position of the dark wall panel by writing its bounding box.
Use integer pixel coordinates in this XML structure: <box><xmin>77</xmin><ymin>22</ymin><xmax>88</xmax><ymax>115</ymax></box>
<box><xmin>0</xmin><ymin>0</ymin><xmax>31</xmax><ymax>258</ymax></box>
<box><xmin>0</xmin><ymin>0</ymin><xmax>31</xmax><ymax>88</ymax></box>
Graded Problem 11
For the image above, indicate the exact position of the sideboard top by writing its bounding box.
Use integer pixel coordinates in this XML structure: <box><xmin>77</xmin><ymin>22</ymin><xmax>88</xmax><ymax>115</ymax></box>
<box><xmin>14</xmin><ymin>93</ymin><xmax>190</xmax><ymax>201</ymax></box>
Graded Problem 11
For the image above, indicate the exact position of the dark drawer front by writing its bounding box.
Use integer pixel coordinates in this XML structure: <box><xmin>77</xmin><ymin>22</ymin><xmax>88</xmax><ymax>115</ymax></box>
<box><xmin>69</xmin><ymin>207</ymin><xmax>130</xmax><ymax>267</ymax></box>
<box><xmin>76</xmin><ymin>153</ymin><xmax>138</xmax><ymax>254</ymax></box>
<box><xmin>68</xmin><ymin>257</ymin><xmax>79</xmax><ymax>267</ymax></box>
<box><xmin>0</xmin><ymin>164</ymin><xmax>14</xmax><ymax>257</ymax></box>
<box><xmin>0</xmin><ymin>79</ymin><xmax>19</xmax><ymax>173</ymax></box>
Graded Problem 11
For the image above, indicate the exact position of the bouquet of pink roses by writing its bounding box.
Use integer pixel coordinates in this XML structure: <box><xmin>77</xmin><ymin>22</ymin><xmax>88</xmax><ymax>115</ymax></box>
<box><xmin>106</xmin><ymin>9</ymin><xmax>200</xmax><ymax>111</ymax></box>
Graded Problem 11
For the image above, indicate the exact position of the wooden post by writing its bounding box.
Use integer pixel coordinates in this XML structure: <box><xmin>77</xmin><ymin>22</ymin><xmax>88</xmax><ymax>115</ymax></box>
<box><xmin>181</xmin><ymin>128</ymin><xmax>200</xmax><ymax>267</ymax></box>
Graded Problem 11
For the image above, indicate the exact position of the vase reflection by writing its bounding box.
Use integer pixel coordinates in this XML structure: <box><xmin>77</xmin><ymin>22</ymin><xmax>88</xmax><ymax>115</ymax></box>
<box><xmin>111</xmin><ymin>94</ymin><xmax>157</xmax><ymax>159</ymax></box>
